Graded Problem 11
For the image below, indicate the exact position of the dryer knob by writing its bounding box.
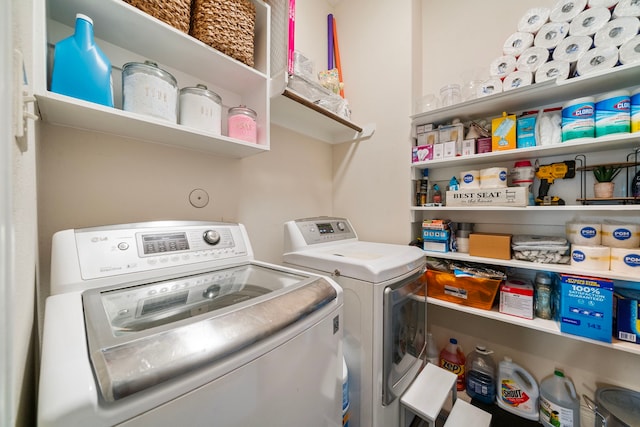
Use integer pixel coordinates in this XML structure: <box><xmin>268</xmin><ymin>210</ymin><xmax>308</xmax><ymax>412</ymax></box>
<box><xmin>336</xmin><ymin>222</ymin><xmax>346</xmax><ymax>231</ymax></box>
<box><xmin>203</xmin><ymin>230</ymin><xmax>221</xmax><ymax>245</ymax></box>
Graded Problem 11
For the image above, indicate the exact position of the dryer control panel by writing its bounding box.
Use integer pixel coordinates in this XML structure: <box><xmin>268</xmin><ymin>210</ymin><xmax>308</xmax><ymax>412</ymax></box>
<box><xmin>284</xmin><ymin>217</ymin><xmax>358</xmax><ymax>251</ymax></box>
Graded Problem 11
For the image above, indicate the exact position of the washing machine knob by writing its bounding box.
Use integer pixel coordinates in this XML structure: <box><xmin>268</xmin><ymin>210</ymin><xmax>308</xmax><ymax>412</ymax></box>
<box><xmin>336</xmin><ymin>222</ymin><xmax>346</xmax><ymax>231</ymax></box>
<box><xmin>203</xmin><ymin>230</ymin><xmax>221</xmax><ymax>245</ymax></box>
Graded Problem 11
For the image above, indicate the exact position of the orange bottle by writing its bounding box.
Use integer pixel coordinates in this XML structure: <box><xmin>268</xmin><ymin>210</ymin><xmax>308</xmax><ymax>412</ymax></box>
<box><xmin>440</xmin><ymin>338</ymin><xmax>466</xmax><ymax>391</ymax></box>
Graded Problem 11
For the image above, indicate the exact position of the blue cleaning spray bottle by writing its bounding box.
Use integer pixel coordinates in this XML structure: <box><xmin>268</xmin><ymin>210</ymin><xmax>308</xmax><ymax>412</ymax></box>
<box><xmin>51</xmin><ymin>14</ymin><xmax>114</xmax><ymax>107</ymax></box>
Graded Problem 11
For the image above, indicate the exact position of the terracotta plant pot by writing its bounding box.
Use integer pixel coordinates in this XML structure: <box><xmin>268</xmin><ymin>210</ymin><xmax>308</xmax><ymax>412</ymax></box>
<box><xmin>594</xmin><ymin>182</ymin><xmax>614</xmax><ymax>198</ymax></box>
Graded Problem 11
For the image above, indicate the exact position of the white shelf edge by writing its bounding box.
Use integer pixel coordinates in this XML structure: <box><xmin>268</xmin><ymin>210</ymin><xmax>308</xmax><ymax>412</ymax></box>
<box><xmin>36</xmin><ymin>91</ymin><xmax>269</xmax><ymax>158</ymax></box>
<box><xmin>410</xmin><ymin>132</ymin><xmax>640</xmax><ymax>170</ymax></box>
<box><xmin>410</xmin><ymin>204</ymin><xmax>640</xmax><ymax>212</ymax></box>
<box><xmin>427</xmin><ymin>297</ymin><xmax>640</xmax><ymax>356</ymax></box>
<box><xmin>422</xmin><ymin>250</ymin><xmax>640</xmax><ymax>283</ymax></box>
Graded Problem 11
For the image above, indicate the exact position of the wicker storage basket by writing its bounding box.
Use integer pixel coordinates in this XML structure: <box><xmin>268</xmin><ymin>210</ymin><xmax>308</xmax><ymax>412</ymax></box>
<box><xmin>123</xmin><ymin>0</ymin><xmax>192</xmax><ymax>33</ymax></box>
<box><xmin>190</xmin><ymin>0</ymin><xmax>256</xmax><ymax>67</ymax></box>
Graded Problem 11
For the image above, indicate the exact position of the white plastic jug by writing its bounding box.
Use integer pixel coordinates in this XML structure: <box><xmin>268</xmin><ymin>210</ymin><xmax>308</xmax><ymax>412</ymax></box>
<box><xmin>496</xmin><ymin>357</ymin><xmax>539</xmax><ymax>421</ymax></box>
<box><xmin>539</xmin><ymin>370</ymin><xmax>580</xmax><ymax>427</ymax></box>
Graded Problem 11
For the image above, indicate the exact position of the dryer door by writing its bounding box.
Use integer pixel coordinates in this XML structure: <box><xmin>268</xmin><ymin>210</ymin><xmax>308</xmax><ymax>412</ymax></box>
<box><xmin>382</xmin><ymin>267</ymin><xmax>427</xmax><ymax>405</ymax></box>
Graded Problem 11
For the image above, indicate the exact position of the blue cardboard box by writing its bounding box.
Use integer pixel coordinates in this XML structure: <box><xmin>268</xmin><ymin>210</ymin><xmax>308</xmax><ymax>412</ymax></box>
<box><xmin>559</xmin><ymin>273</ymin><xmax>614</xmax><ymax>343</ymax></box>
<box><xmin>614</xmin><ymin>289</ymin><xmax>640</xmax><ymax>345</ymax></box>
<box><xmin>422</xmin><ymin>229</ymin><xmax>450</xmax><ymax>252</ymax></box>
<box><xmin>517</xmin><ymin>115</ymin><xmax>537</xmax><ymax>148</ymax></box>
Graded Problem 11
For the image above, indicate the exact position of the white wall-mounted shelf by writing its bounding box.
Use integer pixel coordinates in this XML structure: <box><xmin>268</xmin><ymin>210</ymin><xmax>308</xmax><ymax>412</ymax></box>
<box><xmin>34</xmin><ymin>0</ymin><xmax>271</xmax><ymax>158</ymax></box>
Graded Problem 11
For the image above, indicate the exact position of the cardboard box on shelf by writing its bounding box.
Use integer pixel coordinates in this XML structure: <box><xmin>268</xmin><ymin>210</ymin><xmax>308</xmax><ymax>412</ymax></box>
<box><xmin>492</xmin><ymin>113</ymin><xmax>517</xmax><ymax>151</ymax></box>
<box><xmin>559</xmin><ymin>273</ymin><xmax>614</xmax><ymax>343</ymax></box>
<box><xmin>469</xmin><ymin>233</ymin><xmax>512</xmax><ymax>260</ymax></box>
<box><xmin>614</xmin><ymin>289</ymin><xmax>640</xmax><ymax>345</ymax></box>
<box><xmin>499</xmin><ymin>278</ymin><xmax>534</xmax><ymax>319</ymax></box>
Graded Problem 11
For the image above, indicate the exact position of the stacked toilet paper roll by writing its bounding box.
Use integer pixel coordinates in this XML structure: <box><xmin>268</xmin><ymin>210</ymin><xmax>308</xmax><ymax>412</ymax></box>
<box><xmin>576</xmin><ymin>45</ymin><xmax>619</xmax><ymax>75</ymax></box>
<box><xmin>602</xmin><ymin>221</ymin><xmax>640</xmax><ymax>248</ymax></box>
<box><xmin>459</xmin><ymin>170</ymin><xmax>480</xmax><ymax>189</ymax></box>
<box><xmin>550</xmin><ymin>0</ymin><xmax>588</xmax><ymax>23</ymax></box>
<box><xmin>480</xmin><ymin>167</ymin><xmax>508</xmax><ymax>188</ymax></box>
<box><xmin>553</xmin><ymin>35</ymin><xmax>594</xmax><ymax>63</ymax></box>
<box><xmin>594</xmin><ymin>16</ymin><xmax>640</xmax><ymax>47</ymax></box>
<box><xmin>619</xmin><ymin>34</ymin><xmax>640</xmax><ymax>64</ymax></box>
<box><xmin>477</xmin><ymin>77</ymin><xmax>503</xmax><ymax>98</ymax></box>
<box><xmin>503</xmin><ymin>70</ymin><xmax>534</xmax><ymax>91</ymax></box>
<box><xmin>588</xmin><ymin>0</ymin><xmax>620</xmax><ymax>9</ymax></box>
<box><xmin>570</xmin><ymin>7</ymin><xmax>611</xmax><ymax>36</ymax></box>
<box><xmin>610</xmin><ymin>247</ymin><xmax>640</xmax><ymax>274</ymax></box>
<box><xmin>566</xmin><ymin>222</ymin><xmax>602</xmax><ymax>245</ymax></box>
<box><xmin>518</xmin><ymin>8</ymin><xmax>551</xmax><ymax>33</ymax></box>
<box><xmin>489</xmin><ymin>55</ymin><xmax>517</xmax><ymax>79</ymax></box>
<box><xmin>535</xmin><ymin>22</ymin><xmax>571</xmax><ymax>50</ymax></box>
<box><xmin>570</xmin><ymin>244</ymin><xmax>611</xmax><ymax>271</ymax></box>
<box><xmin>613</xmin><ymin>0</ymin><xmax>640</xmax><ymax>18</ymax></box>
<box><xmin>536</xmin><ymin>59</ymin><xmax>572</xmax><ymax>82</ymax></box>
<box><xmin>503</xmin><ymin>32</ymin><xmax>535</xmax><ymax>57</ymax></box>
<box><xmin>517</xmin><ymin>46</ymin><xmax>551</xmax><ymax>72</ymax></box>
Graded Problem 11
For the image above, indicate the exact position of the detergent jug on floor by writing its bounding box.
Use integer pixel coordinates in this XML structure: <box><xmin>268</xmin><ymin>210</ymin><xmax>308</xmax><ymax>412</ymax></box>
<box><xmin>465</xmin><ymin>345</ymin><xmax>496</xmax><ymax>404</ymax></box>
<box><xmin>539</xmin><ymin>369</ymin><xmax>580</xmax><ymax>427</ymax></box>
<box><xmin>440</xmin><ymin>338</ymin><xmax>465</xmax><ymax>391</ymax></box>
<box><xmin>497</xmin><ymin>357</ymin><xmax>539</xmax><ymax>421</ymax></box>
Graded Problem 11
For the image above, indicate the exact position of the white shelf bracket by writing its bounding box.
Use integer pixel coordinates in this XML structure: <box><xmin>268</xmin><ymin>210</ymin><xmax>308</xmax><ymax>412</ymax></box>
<box><xmin>13</xmin><ymin>49</ymin><xmax>38</xmax><ymax>152</ymax></box>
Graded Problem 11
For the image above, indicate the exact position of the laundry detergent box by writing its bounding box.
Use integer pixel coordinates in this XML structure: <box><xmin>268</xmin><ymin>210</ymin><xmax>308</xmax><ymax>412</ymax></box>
<box><xmin>613</xmin><ymin>288</ymin><xmax>640</xmax><ymax>345</ymax></box>
<box><xmin>499</xmin><ymin>278</ymin><xmax>534</xmax><ymax>319</ymax></box>
<box><xmin>559</xmin><ymin>273</ymin><xmax>614</xmax><ymax>343</ymax></box>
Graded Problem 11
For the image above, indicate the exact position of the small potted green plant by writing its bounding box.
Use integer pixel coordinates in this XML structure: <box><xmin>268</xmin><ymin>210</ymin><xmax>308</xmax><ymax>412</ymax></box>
<box><xmin>593</xmin><ymin>165</ymin><xmax>621</xmax><ymax>198</ymax></box>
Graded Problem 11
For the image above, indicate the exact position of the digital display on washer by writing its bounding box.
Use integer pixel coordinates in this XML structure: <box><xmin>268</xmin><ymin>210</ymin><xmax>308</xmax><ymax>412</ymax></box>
<box><xmin>140</xmin><ymin>290</ymin><xmax>189</xmax><ymax>316</ymax></box>
<box><xmin>316</xmin><ymin>223</ymin><xmax>334</xmax><ymax>234</ymax></box>
<box><xmin>141</xmin><ymin>232</ymin><xmax>189</xmax><ymax>254</ymax></box>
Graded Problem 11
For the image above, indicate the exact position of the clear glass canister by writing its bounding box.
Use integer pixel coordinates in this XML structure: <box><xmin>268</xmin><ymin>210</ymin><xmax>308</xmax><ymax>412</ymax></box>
<box><xmin>122</xmin><ymin>60</ymin><xmax>178</xmax><ymax>123</ymax></box>
<box><xmin>179</xmin><ymin>84</ymin><xmax>222</xmax><ymax>135</ymax></box>
<box><xmin>227</xmin><ymin>105</ymin><xmax>257</xmax><ymax>143</ymax></box>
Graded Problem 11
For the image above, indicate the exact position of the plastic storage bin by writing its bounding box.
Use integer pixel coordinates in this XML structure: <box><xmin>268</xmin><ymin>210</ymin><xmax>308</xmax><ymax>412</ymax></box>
<box><xmin>426</xmin><ymin>270</ymin><xmax>502</xmax><ymax>310</ymax></box>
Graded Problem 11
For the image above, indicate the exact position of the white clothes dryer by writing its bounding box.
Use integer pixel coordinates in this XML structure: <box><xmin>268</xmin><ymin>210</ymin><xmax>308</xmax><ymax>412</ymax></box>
<box><xmin>283</xmin><ymin>217</ymin><xmax>427</xmax><ymax>427</ymax></box>
<box><xmin>38</xmin><ymin>221</ymin><xmax>344</xmax><ymax>427</ymax></box>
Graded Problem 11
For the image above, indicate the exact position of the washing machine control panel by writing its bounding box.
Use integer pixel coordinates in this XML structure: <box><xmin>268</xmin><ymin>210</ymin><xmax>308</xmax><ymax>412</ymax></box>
<box><xmin>293</xmin><ymin>217</ymin><xmax>357</xmax><ymax>245</ymax></box>
<box><xmin>68</xmin><ymin>222</ymin><xmax>250</xmax><ymax>281</ymax></box>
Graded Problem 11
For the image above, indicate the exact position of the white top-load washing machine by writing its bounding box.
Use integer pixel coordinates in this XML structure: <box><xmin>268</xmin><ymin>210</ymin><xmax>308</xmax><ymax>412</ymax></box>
<box><xmin>283</xmin><ymin>217</ymin><xmax>427</xmax><ymax>427</ymax></box>
<box><xmin>38</xmin><ymin>221</ymin><xmax>344</xmax><ymax>427</ymax></box>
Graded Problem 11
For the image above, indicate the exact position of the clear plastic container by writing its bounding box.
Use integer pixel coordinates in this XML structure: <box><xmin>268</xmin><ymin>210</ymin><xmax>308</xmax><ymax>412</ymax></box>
<box><xmin>227</xmin><ymin>105</ymin><xmax>258</xmax><ymax>143</ymax></box>
<box><xmin>425</xmin><ymin>332</ymin><xmax>439</xmax><ymax>365</ymax></box>
<box><xmin>440</xmin><ymin>84</ymin><xmax>462</xmax><ymax>107</ymax></box>
<box><xmin>539</xmin><ymin>370</ymin><xmax>580</xmax><ymax>427</ymax></box>
<box><xmin>122</xmin><ymin>61</ymin><xmax>178</xmax><ymax>123</ymax></box>
<box><xmin>465</xmin><ymin>345</ymin><xmax>496</xmax><ymax>404</ymax></box>
<box><xmin>440</xmin><ymin>338</ymin><xmax>466</xmax><ymax>391</ymax></box>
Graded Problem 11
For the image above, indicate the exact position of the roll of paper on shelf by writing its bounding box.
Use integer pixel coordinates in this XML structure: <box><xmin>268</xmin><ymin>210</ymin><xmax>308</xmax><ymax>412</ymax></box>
<box><xmin>550</xmin><ymin>0</ymin><xmax>587</xmax><ymax>22</ymax></box>
<box><xmin>594</xmin><ymin>16</ymin><xmax>640</xmax><ymax>48</ymax></box>
<box><xmin>534</xmin><ymin>22</ymin><xmax>570</xmax><ymax>50</ymax></box>
<box><xmin>576</xmin><ymin>45</ymin><xmax>618</xmax><ymax>76</ymax></box>
<box><xmin>518</xmin><ymin>7</ymin><xmax>551</xmax><ymax>33</ymax></box>
<box><xmin>610</xmin><ymin>247</ymin><xmax>640</xmax><ymax>274</ymax></box>
<box><xmin>503</xmin><ymin>70</ymin><xmax>533</xmax><ymax>91</ymax></box>
<box><xmin>503</xmin><ymin>32</ymin><xmax>534</xmax><ymax>56</ymax></box>
<box><xmin>536</xmin><ymin>60</ymin><xmax>572</xmax><ymax>83</ymax></box>
<box><xmin>570</xmin><ymin>245</ymin><xmax>611</xmax><ymax>271</ymax></box>
<box><xmin>619</xmin><ymin>35</ymin><xmax>640</xmax><ymax>65</ymax></box>
<box><xmin>613</xmin><ymin>0</ymin><xmax>640</xmax><ymax>17</ymax></box>
<box><xmin>553</xmin><ymin>35</ymin><xmax>593</xmax><ymax>64</ymax></box>
<box><xmin>489</xmin><ymin>55</ymin><xmax>517</xmax><ymax>79</ymax></box>
<box><xmin>569</xmin><ymin>6</ymin><xmax>611</xmax><ymax>36</ymax></box>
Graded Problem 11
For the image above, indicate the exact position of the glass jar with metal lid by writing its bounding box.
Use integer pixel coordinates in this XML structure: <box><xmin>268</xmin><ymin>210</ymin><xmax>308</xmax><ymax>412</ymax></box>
<box><xmin>227</xmin><ymin>105</ymin><xmax>258</xmax><ymax>143</ymax></box>
<box><xmin>122</xmin><ymin>60</ymin><xmax>178</xmax><ymax>123</ymax></box>
<box><xmin>179</xmin><ymin>84</ymin><xmax>223</xmax><ymax>135</ymax></box>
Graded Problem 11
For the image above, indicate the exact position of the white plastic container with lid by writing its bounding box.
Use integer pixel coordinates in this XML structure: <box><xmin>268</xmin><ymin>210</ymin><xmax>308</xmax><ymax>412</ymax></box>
<box><xmin>539</xmin><ymin>369</ymin><xmax>580</xmax><ymax>427</ymax></box>
<box><xmin>179</xmin><ymin>84</ymin><xmax>222</xmax><ymax>135</ymax></box>
<box><xmin>497</xmin><ymin>357</ymin><xmax>540</xmax><ymax>421</ymax></box>
<box><xmin>595</xmin><ymin>90</ymin><xmax>631</xmax><ymax>137</ymax></box>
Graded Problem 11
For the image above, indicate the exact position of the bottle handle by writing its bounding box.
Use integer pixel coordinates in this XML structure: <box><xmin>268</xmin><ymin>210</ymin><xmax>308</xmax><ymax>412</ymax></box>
<box><xmin>565</xmin><ymin>379</ymin><xmax>578</xmax><ymax>400</ymax></box>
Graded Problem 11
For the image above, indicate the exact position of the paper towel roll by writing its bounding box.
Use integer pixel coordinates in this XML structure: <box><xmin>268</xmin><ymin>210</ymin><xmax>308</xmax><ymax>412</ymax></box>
<box><xmin>614</xmin><ymin>0</ymin><xmax>640</xmax><ymax>18</ymax></box>
<box><xmin>535</xmin><ymin>22</ymin><xmax>571</xmax><ymax>50</ymax></box>
<box><xmin>550</xmin><ymin>0</ymin><xmax>588</xmax><ymax>22</ymax></box>
<box><xmin>594</xmin><ymin>17</ymin><xmax>640</xmax><ymax>48</ymax></box>
<box><xmin>610</xmin><ymin>247</ymin><xmax>640</xmax><ymax>274</ymax></box>
<box><xmin>566</xmin><ymin>222</ymin><xmax>602</xmax><ymax>245</ymax></box>
<box><xmin>477</xmin><ymin>77</ymin><xmax>503</xmax><ymax>98</ymax></box>
<box><xmin>570</xmin><ymin>244</ymin><xmax>611</xmax><ymax>270</ymax></box>
<box><xmin>503</xmin><ymin>32</ymin><xmax>535</xmax><ymax>57</ymax></box>
<box><xmin>602</xmin><ymin>222</ymin><xmax>640</xmax><ymax>248</ymax></box>
<box><xmin>569</xmin><ymin>7</ymin><xmax>611</xmax><ymax>36</ymax></box>
<box><xmin>517</xmin><ymin>46</ymin><xmax>551</xmax><ymax>72</ymax></box>
<box><xmin>518</xmin><ymin>8</ymin><xmax>551</xmax><ymax>33</ymax></box>
<box><xmin>503</xmin><ymin>70</ymin><xmax>533</xmax><ymax>91</ymax></box>
<box><xmin>588</xmin><ymin>0</ymin><xmax>619</xmax><ymax>8</ymax></box>
<box><xmin>619</xmin><ymin>34</ymin><xmax>640</xmax><ymax>64</ymax></box>
<box><xmin>489</xmin><ymin>55</ymin><xmax>517</xmax><ymax>79</ymax></box>
<box><xmin>576</xmin><ymin>45</ymin><xmax>619</xmax><ymax>75</ymax></box>
<box><xmin>536</xmin><ymin>59</ymin><xmax>573</xmax><ymax>82</ymax></box>
<box><xmin>460</xmin><ymin>170</ymin><xmax>480</xmax><ymax>189</ymax></box>
<box><xmin>553</xmin><ymin>35</ymin><xmax>594</xmax><ymax>63</ymax></box>
<box><xmin>480</xmin><ymin>167</ymin><xmax>508</xmax><ymax>188</ymax></box>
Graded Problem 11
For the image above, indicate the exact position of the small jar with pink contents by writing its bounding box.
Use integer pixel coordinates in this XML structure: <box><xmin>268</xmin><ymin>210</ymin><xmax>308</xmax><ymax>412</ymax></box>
<box><xmin>227</xmin><ymin>105</ymin><xmax>257</xmax><ymax>143</ymax></box>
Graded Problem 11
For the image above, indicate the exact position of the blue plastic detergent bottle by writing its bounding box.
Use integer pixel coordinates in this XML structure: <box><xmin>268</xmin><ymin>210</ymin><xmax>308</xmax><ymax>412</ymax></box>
<box><xmin>51</xmin><ymin>14</ymin><xmax>114</xmax><ymax>107</ymax></box>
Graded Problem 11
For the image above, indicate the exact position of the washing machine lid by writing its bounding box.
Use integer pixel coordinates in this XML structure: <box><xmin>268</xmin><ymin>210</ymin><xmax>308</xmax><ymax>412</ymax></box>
<box><xmin>283</xmin><ymin>241</ymin><xmax>426</xmax><ymax>283</ymax></box>
<box><xmin>82</xmin><ymin>263</ymin><xmax>337</xmax><ymax>402</ymax></box>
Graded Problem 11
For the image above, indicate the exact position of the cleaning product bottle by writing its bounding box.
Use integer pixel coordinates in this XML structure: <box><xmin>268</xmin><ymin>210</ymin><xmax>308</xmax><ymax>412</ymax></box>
<box><xmin>497</xmin><ymin>357</ymin><xmax>539</xmax><ymax>421</ymax></box>
<box><xmin>432</xmin><ymin>184</ymin><xmax>442</xmax><ymax>204</ymax></box>
<box><xmin>539</xmin><ymin>369</ymin><xmax>580</xmax><ymax>427</ymax></box>
<box><xmin>440</xmin><ymin>338</ymin><xmax>465</xmax><ymax>391</ymax></box>
<box><xmin>425</xmin><ymin>332</ymin><xmax>439</xmax><ymax>365</ymax></box>
<box><xmin>465</xmin><ymin>345</ymin><xmax>496</xmax><ymax>404</ymax></box>
<box><xmin>342</xmin><ymin>357</ymin><xmax>350</xmax><ymax>427</ymax></box>
<box><xmin>51</xmin><ymin>14</ymin><xmax>114</xmax><ymax>107</ymax></box>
